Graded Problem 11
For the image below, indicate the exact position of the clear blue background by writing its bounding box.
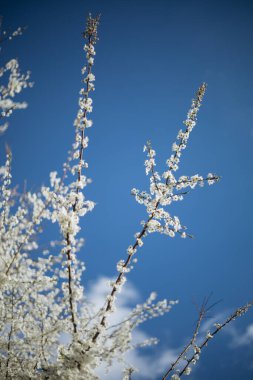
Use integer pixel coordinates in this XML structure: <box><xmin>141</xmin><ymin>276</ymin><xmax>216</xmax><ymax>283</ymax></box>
<box><xmin>1</xmin><ymin>0</ymin><xmax>253</xmax><ymax>379</ymax></box>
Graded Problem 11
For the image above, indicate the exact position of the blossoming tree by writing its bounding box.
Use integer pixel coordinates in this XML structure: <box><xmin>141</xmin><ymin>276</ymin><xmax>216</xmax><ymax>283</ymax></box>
<box><xmin>0</xmin><ymin>14</ymin><xmax>251</xmax><ymax>380</ymax></box>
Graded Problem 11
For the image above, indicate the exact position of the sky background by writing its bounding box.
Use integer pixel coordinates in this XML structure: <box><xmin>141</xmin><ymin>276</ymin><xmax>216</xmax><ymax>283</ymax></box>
<box><xmin>1</xmin><ymin>0</ymin><xmax>253</xmax><ymax>379</ymax></box>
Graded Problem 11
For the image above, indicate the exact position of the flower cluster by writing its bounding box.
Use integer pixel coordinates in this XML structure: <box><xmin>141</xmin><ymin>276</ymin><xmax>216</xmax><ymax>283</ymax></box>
<box><xmin>0</xmin><ymin>57</ymin><xmax>33</xmax><ymax>134</ymax></box>
<box><xmin>133</xmin><ymin>84</ymin><xmax>220</xmax><ymax>241</ymax></box>
<box><xmin>165</xmin><ymin>84</ymin><xmax>206</xmax><ymax>174</ymax></box>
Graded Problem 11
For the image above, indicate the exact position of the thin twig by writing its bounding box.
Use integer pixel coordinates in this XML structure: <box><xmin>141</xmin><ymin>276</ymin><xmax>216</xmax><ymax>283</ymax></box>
<box><xmin>162</xmin><ymin>297</ymin><xmax>209</xmax><ymax>379</ymax></box>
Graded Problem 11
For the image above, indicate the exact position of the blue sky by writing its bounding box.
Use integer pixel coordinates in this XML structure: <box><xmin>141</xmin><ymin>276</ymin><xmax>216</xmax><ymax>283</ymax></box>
<box><xmin>1</xmin><ymin>0</ymin><xmax>253</xmax><ymax>378</ymax></box>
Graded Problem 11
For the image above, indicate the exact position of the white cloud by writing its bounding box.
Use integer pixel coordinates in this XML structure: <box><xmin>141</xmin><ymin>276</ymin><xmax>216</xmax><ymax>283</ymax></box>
<box><xmin>86</xmin><ymin>276</ymin><xmax>139</xmax><ymax>327</ymax></box>
<box><xmin>86</xmin><ymin>276</ymin><xmax>178</xmax><ymax>379</ymax></box>
<box><xmin>96</xmin><ymin>348</ymin><xmax>177</xmax><ymax>380</ymax></box>
<box><xmin>226</xmin><ymin>323</ymin><xmax>253</xmax><ymax>348</ymax></box>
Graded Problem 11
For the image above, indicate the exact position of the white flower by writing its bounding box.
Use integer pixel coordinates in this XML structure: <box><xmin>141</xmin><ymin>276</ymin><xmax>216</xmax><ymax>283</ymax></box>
<box><xmin>184</xmin><ymin>367</ymin><xmax>192</xmax><ymax>375</ymax></box>
<box><xmin>171</xmin><ymin>375</ymin><xmax>180</xmax><ymax>380</ymax></box>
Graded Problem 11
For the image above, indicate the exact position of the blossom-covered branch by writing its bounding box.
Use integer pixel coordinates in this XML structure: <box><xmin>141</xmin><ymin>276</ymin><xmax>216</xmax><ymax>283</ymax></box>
<box><xmin>162</xmin><ymin>300</ymin><xmax>253</xmax><ymax>380</ymax></box>
<box><xmin>87</xmin><ymin>84</ymin><xmax>220</xmax><ymax>351</ymax></box>
<box><xmin>46</xmin><ymin>14</ymin><xmax>100</xmax><ymax>337</ymax></box>
<box><xmin>0</xmin><ymin>20</ymin><xmax>32</xmax><ymax>134</ymax></box>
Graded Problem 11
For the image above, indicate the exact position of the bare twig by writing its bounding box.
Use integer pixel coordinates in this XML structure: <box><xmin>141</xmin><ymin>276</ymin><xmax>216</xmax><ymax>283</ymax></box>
<box><xmin>162</xmin><ymin>298</ymin><xmax>208</xmax><ymax>380</ymax></box>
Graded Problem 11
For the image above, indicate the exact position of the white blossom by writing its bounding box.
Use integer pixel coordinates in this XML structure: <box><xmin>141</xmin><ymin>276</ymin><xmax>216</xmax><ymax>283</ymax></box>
<box><xmin>171</xmin><ymin>374</ymin><xmax>180</xmax><ymax>380</ymax></box>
